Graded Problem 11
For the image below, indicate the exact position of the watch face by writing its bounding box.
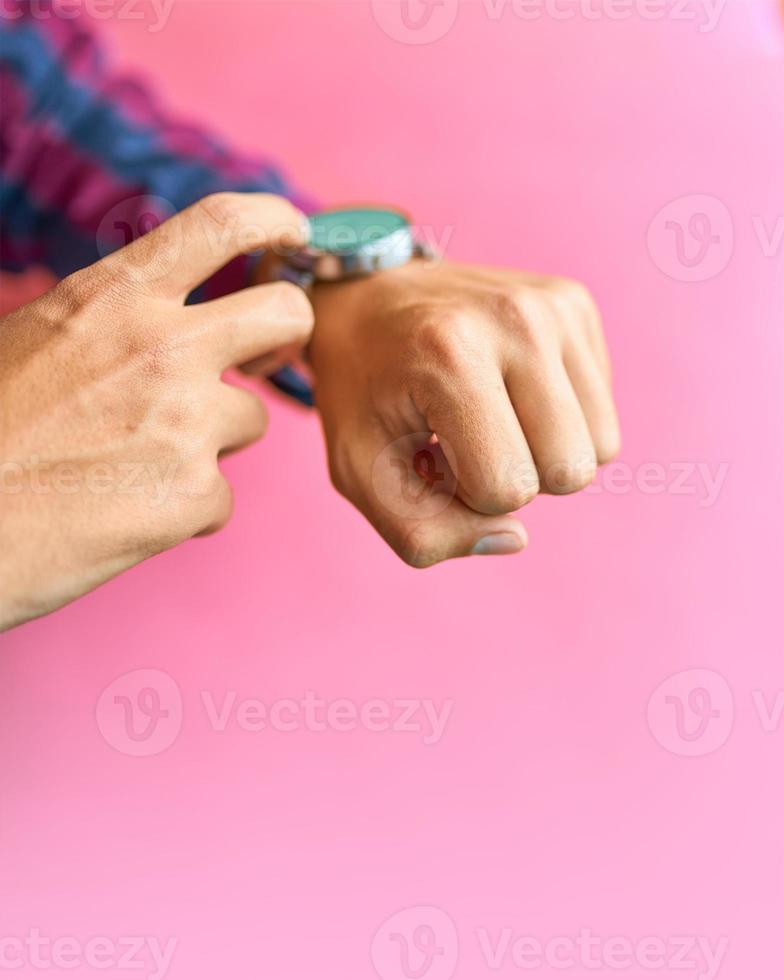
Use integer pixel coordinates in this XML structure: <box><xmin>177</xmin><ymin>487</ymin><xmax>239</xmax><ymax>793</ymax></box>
<box><xmin>308</xmin><ymin>207</ymin><xmax>410</xmax><ymax>256</ymax></box>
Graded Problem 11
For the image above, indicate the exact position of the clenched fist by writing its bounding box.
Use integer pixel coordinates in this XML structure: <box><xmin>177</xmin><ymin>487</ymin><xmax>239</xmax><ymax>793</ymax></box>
<box><xmin>0</xmin><ymin>193</ymin><xmax>313</xmax><ymax>631</ymax></box>
<box><xmin>309</xmin><ymin>261</ymin><xmax>620</xmax><ymax>568</ymax></box>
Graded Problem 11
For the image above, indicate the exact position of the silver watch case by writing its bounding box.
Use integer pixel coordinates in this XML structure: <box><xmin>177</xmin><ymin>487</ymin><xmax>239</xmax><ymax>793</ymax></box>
<box><xmin>273</xmin><ymin>208</ymin><xmax>434</xmax><ymax>288</ymax></box>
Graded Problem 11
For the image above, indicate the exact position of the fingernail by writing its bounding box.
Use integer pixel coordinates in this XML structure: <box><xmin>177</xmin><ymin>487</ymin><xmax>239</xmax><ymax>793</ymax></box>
<box><xmin>300</xmin><ymin>215</ymin><xmax>312</xmax><ymax>246</ymax></box>
<box><xmin>471</xmin><ymin>532</ymin><xmax>524</xmax><ymax>556</ymax></box>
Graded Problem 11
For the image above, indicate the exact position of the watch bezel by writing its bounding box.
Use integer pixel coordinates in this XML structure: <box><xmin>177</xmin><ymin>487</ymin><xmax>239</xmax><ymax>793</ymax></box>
<box><xmin>285</xmin><ymin>206</ymin><xmax>419</xmax><ymax>283</ymax></box>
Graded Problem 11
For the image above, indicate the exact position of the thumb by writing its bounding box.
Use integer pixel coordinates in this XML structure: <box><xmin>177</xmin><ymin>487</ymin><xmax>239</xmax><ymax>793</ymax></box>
<box><xmin>334</xmin><ymin>430</ymin><xmax>528</xmax><ymax>567</ymax></box>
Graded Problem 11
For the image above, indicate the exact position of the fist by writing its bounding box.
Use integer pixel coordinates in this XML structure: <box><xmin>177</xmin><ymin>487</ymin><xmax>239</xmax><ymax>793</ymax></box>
<box><xmin>309</xmin><ymin>261</ymin><xmax>620</xmax><ymax>567</ymax></box>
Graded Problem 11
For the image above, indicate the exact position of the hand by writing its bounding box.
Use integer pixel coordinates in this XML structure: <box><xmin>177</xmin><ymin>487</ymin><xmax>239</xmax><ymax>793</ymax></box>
<box><xmin>0</xmin><ymin>193</ymin><xmax>313</xmax><ymax>631</ymax></box>
<box><xmin>308</xmin><ymin>260</ymin><xmax>620</xmax><ymax>568</ymax></box>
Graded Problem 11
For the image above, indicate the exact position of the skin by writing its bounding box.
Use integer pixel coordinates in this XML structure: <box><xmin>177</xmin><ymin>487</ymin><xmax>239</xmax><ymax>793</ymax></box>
<box><xmin>0</xmin><ymin>192</ymin><xmax>621</xmax><ymax>629</ymax></box>
<box><xmin>0</xmin><ymin>194</ymin><xmax>313</xmax><ymax>631</ymax></box>
<box><xmin>306</xmin><ymin>260</ymin><xmax>621</xmax><ymax>568</ymax></box>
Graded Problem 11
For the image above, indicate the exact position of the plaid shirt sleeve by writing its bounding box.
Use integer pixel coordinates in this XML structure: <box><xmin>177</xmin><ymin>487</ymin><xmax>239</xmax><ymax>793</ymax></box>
<box><xmin>0</xmin><ymin>0</ymin><xmax>315</xmax><ymax>302</ymax></box>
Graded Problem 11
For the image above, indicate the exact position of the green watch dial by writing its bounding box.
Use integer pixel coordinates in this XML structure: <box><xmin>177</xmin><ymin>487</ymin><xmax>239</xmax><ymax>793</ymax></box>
<box><xmin>308</xmin><ymin>207</ymin><xmax>410</xmax><ymax>255</ymax></box>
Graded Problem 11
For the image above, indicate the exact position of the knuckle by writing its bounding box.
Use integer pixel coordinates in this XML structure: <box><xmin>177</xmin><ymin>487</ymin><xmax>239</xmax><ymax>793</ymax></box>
<box><xmin>412</xmin><ymin>313</ymin><xmax>482</xmax><ymax>378</ymax></box>
<box><xmin>208</xmin><ymin>478</ymin><xmax>235</xmax><ymax>532</ymax></box>
<box><xmin>500</xmin><ymin>289</ymin><xmax>549</xmax><ymax>351</ymax></box>
<box><xmin>57</xmin><ymin>269</ymin><xmax>95</xmax><ymax>308</ymax></box>
<box><xmin>53</xmin><ymin>266</ymin><xmax>147</xmax><ymax>336</ymax></box>
<box><xmin>397</xmin><ymin>523</ymin><xmax>439</xmax><ymax>569</ymax></box>
<box><xmin>235</xmin><ymin>393</ymin><xmax>269</xmax><ymax>445</ymax></box>
<box><xmin>515</xmin><ymin>319</ymin><xmax>547</xmax><ymax>357</ymax></box>
<box><xmin>188</xmin><ymin>470</ymin><xmax>234</xmax><ymax>536</ymax></box>
<box><xmin>549</xmin><ymin>277</ymin><xmax>601</xmax><ymax>327</ymax></box>
<box><xmin>540</xmin><ymin>454</ymin><xmax>597</xmax><ymax>495</ymax></box>
<box><xmin>507</xmin><ymin>457</ymin><xmax>541</xmax><ymax>506</ymax></box>
<box><xmin>501</xmin><ymin>474</ymin><xmax>540</xmax><ymax>511</ymax></box>
<box><xmin>514</xmin><ymin>479</ymin><xmax>541</xmax><ymax>508</ymax></box>
<box><xmin>466</xmin><ymin>473</ymin><xmax>539</xmax><ymax>516</ymax></box>
<box><xmin>550</xmin><ymin>275</ymin><xmax>593</xmax><ymax>305</ymax></box>
<box><xmin>504</xmin><ymin>488</ymin><xmax>537</xmax><ymax>511</ymax></box>
<box><xmin>490</xmin><ymin>285</ymin><xmax>531</xmax><ymax>328</ymax></box>
<box><xmin>196</xmin><ymin>192</ymin><xmax>244</xmax><ymax>229</ymax></box>
<box><xmin>54</xmin><ymin>268</ymin><xmax>105</xmax><ymax>323</ymax></box>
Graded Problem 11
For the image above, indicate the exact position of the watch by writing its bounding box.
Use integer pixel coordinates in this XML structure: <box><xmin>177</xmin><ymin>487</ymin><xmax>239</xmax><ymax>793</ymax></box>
<box><xmin>265</xmin><ymin>206</ymin><xmax>433</xmax><ymax>406</ymax></box>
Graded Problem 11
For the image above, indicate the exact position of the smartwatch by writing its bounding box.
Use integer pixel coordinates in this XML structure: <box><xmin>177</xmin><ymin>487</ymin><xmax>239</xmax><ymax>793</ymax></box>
<box><xmin>266</xmin><ymin>206</ymin><xmax>433</xmax><ymax>406</ymax></box>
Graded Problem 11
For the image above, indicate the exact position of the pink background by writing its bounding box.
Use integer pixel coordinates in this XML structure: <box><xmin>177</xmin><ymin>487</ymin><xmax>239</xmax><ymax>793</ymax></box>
<box><xmin>2</xmin><ymin>1</ymin><xmax>783</xmax><ymax>977</ymax></box>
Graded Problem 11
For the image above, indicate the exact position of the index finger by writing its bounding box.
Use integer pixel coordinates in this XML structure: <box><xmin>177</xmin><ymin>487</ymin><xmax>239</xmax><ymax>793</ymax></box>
<box><xmin>102</xmin><ymin>193</ymin><xmax>309</xmax><ymax>299</ymax></box>
<box><xmin>419</xmin><ymin>363</ymin><xmax>540</xmax><ymax>516</ymax></box>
